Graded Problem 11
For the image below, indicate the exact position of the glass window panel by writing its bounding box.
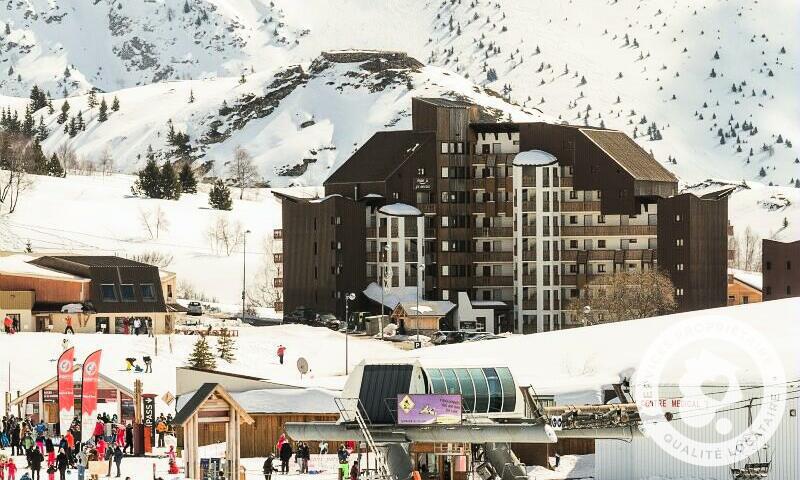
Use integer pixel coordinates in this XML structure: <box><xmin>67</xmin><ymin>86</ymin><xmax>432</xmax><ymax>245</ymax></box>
<box><xmin>101</xmin><ymin>284</ymin><xmax>118</xmax><ymax>302</ymax></box>
<box><xmin>497</xmin><ymin>367</ymin><xmax>516</xmax><ymax>412</ymax></box>
<box><xmin>455</xmin><ymin>369</ymin><xmax>475</xmax><ymax>413</ymax></box>
<box><xmin>427</xmin><ymin>369</ymin><xmax>446</xmax><ymax>394</ymax></box>
<box><xmin>120</xmin><ymin>284</ymin><xmax>135</xmax><ymax>302</ymax></box>
<box><xmin>469</xmin><ymin>368</ymin><xmax>489</xmax><ymax>413</ymax></box>
<box><xmin>442</xmin><ymin>369</ymin><xmax>460</xmax><ymax>395</ymax></box>
<box><xmin>484</xmin><ymin>368</ymin><xmax>503</xmax><ymax>413</ymax></box>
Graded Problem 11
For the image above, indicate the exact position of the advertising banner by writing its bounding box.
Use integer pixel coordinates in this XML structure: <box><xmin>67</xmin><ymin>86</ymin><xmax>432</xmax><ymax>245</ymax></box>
<box><xmin>57</xmin><ymin>347</ymin><xmax>75</xmax><ymax>435</ymax></box>
<box><xmin>396</xmin><ymin>394</ymin><xmax>462</xmax><ymax>425</ymax></box>
<box><xmin>80</xmin><ymin>350</ymin><xmax>102</xmax><ymax>441</ymax></box>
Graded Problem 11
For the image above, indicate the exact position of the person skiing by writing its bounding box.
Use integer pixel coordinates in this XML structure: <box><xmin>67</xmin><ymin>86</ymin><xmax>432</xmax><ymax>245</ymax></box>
<box><xmin>262</xmin><ymin>453</ymin><xmax>277</xmax><ymax>480</ymax></box>
<box><xmin>276</xmin><ymin>345</ymin><xmax>286</xmax><ymax>365</ymax></box>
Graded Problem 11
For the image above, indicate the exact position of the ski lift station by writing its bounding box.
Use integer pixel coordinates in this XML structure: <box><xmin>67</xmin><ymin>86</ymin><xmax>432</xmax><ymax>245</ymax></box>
<box><xmin>286</xmin><ymin>298</ymin><xmax>799</xmax><ymax>480</ymax></box>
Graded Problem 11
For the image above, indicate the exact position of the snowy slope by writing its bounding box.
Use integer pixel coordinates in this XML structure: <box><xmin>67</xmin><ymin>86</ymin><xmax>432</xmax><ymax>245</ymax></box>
<box><xmin>0</xmin><ymin>173</ymin><xmax>322</xmax><ymax>304</ymax></box>
<box><xmin>1</xmin><ymin>0</ymin><xmax>797</xmax><ymax>186</ymax></box>
<box><xmin>1</xmin><ymin>52</ymin><xmax>543</xmax><ymax>186</ymax></box>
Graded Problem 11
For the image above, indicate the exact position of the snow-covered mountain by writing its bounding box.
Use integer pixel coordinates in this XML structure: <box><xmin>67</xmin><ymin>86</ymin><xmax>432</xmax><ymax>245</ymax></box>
<box><xmin>1</xmin><ymin>0</ymin><xmax>797</xmax><ymax>187</ymax></box>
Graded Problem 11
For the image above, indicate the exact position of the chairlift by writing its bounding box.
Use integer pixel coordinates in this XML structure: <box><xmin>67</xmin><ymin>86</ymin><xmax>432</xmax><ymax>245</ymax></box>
<box><xmin>730</xmin><ymin>399</ymin><xmax>773</xmax><ymax>479</ymax></box>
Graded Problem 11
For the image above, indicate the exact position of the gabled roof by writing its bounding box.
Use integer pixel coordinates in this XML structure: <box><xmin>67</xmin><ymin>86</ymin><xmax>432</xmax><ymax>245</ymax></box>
<box><xmin>579</xmin><ymin>129</ymin><xmax>677</xmax><ymax>183</ymax></box>
<box><xmin>324</xmin><ymin>130</ymin><xmax>434</xmax><ymax>185</ymax></box>
<box><xmin>173</xmin><ymin>383</ymin><xmax>254</xmax><ymax>426</ymax></box>
<box><xmin>395</xmin><ymin>300</ymin><xmax>455</xmax><ymax>317</ymax></box>
<box><xmin>0</xmin><ymin>254</ymin><xmax>89</xmax><ymax>281</ymax></box>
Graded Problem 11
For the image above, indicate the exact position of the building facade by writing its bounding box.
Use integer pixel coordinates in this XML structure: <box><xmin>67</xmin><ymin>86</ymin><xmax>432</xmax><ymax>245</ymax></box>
<box><xmin>762</xmin><ymin>239</ymin><xmax>800</xmax><ymax>301</ymax></box>
<box><xmin>278</xmin><ymin>97</ymin><xmax>729</xmax><ymax>333</ymax></box>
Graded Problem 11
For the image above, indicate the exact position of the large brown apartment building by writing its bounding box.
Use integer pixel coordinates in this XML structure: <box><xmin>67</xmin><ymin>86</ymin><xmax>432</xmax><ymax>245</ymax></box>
<box><xmin>276</xmin><ymin>97</ymin><xmax>729</xmax><ymax>332</ymax></box>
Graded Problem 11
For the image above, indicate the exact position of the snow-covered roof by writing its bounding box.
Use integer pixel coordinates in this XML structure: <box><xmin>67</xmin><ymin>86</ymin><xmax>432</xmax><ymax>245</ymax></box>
<box><xmin>176</xmin><ymin>387</ymin><xmax>339</xmax><ymax>414</ymax></box>
<box><xmin>728</xmin><ymin>268</ymin><xmax>763</xmax><ymax>291</ymax></box>
<box><xmin>470</xmin><ymin>300</ymin><xmax>510</xmax><ymax>308</ymax></box>
<box><xmin>308</xmin><ymin>194</ymin><xmax>343</xmax><ymax>203</ymax></box>
<box><xmin>512</xmin><ymin>150</ymin><xmax>558</xmax><ymax>167</ymax></box>
<box><xmin>405</xmin><ymin>298</ymin><xmax>800</xmax><ymax>400</ymax></box>
<box><xmin>397</xmin><ymin>301</ymin><xmax>455</xmax><ymax>317</ymax></box>
<box><xmin>0</xmin><ymin>254</ymin><xmax>88</xmax><ymax>281</ymax></box>
<box><xmin>378</xmin><ymin>203</ymin><xmax>422</xmax><ymax>217</ymax></box>
<box><xmin>363</xmin><ymin>283</ymin><xmax>454</xmax><ymax>314</ymax></box>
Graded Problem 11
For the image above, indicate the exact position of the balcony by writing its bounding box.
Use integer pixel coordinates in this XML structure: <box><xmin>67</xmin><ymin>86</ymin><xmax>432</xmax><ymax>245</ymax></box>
<box><xmin>560</xmin><ymin>225</ymin><xmax>657</xmax><ymax>237</ymax></box>
<box><xmin>522</xmin><ymin>225</ymin><xmax>536</xmax><ymax>236</ymax></box>
<box><xmin>418</xmin><ymin>203</ymin><xmax>436</xmax><ymax>214</ymax></box>
<box><xmin>404</xmin><ymin>223</ymin><xmax>418</xmax><ymax>236</ymax></box>
<box><xmin>560</xmin><ymin>177</ymin><xmax>573</xmax><ymax>187</ymax></box>
<box><xmin>405</xmin><ymin>276</ymin><xmax>419</xmax><ymax>286</ymax></box>
<box><xmin>522</xmin><ymin>275</ymin><xmax>537</xmax><ymax>285</ymax></box>
<box><xmin>522</xmin><ymin>299</ymin><xmax>537</xmax><ymax>310</ymax></box>
<box><xmin>560</xmin><ymin>274</ymin><xmax>577</xmax><ymax>286</ymax></box>
<box><xmin>366</xmin><ymin>227</ymin><xmax>377</xmax><ymax>238</ymax></box>
<box><xmin>522</xmin><ymin>176</ymin><xmax>535</xmax><ymax>187</ymax></box>
<box><xmin>366</xmin><ymin>252</ymin><xmax>377</xmax><ymax>262</ymax></box>
<box><xmin>474</xmin><ymin>251</ymin><xmax>513</xmax><ymax>262</ymax></box>
<box><xmin>561</xmin><ymin>201</ymin><xmax>602</xmax><ymax>212</ymax></box>
<box><xmin>474</xmin><ymin>276</ymin><xmax>514</xmax><ymax>287</ymax></box>
<box><xmin>521</xmin><ymin>201</ymin><xmax>536</xmax><ymax>212</ymax></box>
<box><xmin>474</xmin><ymin>226</ymin><xmax>513</xmax><ymax>238</ymax></box>
<box><xmin>522</xmin><ymin>250</ymin><xmax>536</xmax><ymax>261</ymax></box>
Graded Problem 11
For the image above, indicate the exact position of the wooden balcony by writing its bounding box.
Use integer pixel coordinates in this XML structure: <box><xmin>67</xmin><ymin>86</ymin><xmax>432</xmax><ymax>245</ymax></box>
<box><xmin>473</xmin><ymin>276</ymin><xmax>514</xmax><ymax>287</ymax></box>
<box><xmin>560</xmin><ymin>225</ymin><xmax>657</xmax><ymax>237</ymax></box>
<box><xmin>474</xmin><ymin>226</ymin><xmax>513</xmax><ymax>238</ymax></box>
<box><xmin>561</xmin><ymin>201</ymin><xmax>602</xmax><ymax>212</ymax></box>
<box><xmin>366</xmin><ymin>227</ymin><xmax>377</xmax><ymax>238</ymax></box>
<box><xmin>560</xmin><ymin>274</ymin><xmax>577</xmax><ymax>286</ymax></box>
<box><xmin>366</xmin><ymin>252</ymin><xmax>377</xmax><ymax>262</ymax></box>
<box><xmin>560</xmin><ymin>177</ymin><xmax>573</xmax><ymax>187</ymax></box>
<box><xmin>474</xmin><ymin>251</ymin><xmax>513</xmax><ymax>262</ymax></box>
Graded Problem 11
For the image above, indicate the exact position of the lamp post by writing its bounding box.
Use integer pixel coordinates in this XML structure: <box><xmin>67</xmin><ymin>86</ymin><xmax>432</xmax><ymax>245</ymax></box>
<box><xmin>415</xmin><ymin>263</ymin><xmax>425</xmax><ymax>347</ymax></box>
<box><xmin>345</xmin><ymin>292</ymin><xmax>356</xmax><ymax>374</ymax></box>
<box><xmin>380</xmin><ymin>244</ymin><xmax>389</xmax><ymax>340</ymax></box>
<box><xmin>242</xmin><ymin>229</ymin><xmax>251</xmax><ymax>322</ymax></box>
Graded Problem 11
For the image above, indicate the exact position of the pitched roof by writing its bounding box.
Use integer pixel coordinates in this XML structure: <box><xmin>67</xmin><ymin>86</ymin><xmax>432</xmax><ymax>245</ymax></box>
<box><xmin>415</xmin><ymin>97</ymin><xmax>475</xmax><ymax>108</ymax></box>
<box><xmin>10</xmin><ymin>365</ymin><xmax>134</xmax><ymax>406</ymax></box>
<box><xmin>324</xmin><ymin>130</ymin><xmax>434</xmax><ymax>185</ymax></box>
<box><xmin>0</xmin><ymin>254</ymin><xmax>89</xmax><ymax>281</ymax></box>
<box><xmin>34</xmin><ymin>256</ymin><xmax>155</xmax><ymax>268</ymax></box>
<box><xmin>396</xmin><ymin>300</ymin><xmax>455</xmax><ymax>317</ymax></box>
<box><xmin>173</xmin><ymin>383</ymin><xmax>254</xmax><ymax>426</ymax></box>
<box><xmin>579</xmin><ymin>129</ymin><xmax>677</xmax><ymax>183</ymax></box>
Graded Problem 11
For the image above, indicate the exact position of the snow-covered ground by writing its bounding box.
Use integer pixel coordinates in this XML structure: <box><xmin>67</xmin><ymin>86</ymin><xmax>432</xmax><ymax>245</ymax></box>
<box><xmin>527</xmin><ymin>454</ymin><xmax>594</xmax><ymax>480</ymax></box>
<box><xmin>0</xmin><ymin>324</ymin><xmax>401</xmax><ymax>417</ymax></box>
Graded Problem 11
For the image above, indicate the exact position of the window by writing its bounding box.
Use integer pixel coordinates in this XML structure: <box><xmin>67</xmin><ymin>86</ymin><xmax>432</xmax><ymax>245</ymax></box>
<box><xmin>765</xmin><ymin>261</ymin><xmax>771</xmax><ymax>270</ymax></box>
<box><xmin>335</xmin><ymin>216</ymin><xmax>342</xmax><ymax>225</ymax></box>
<box><xmin>675</xmin><ymin>214</ymin><xmax>681</xmax><ymax>222</ymax></box>
<box><xmin>569</xmin><ymin>264</ymin><xmax>578</xmax><ymax>273</ymax></box>
<box><xmin>676</xmin><ymin>239</ymin><xmax>684</xmax><ymax>247</ymax></box>
<box><xmin>441</xmin><ymin>216</ymin><xmax>449</xmax><ymax>227</ymax></box>
<box><xmin>598</xmin><ymin>264</ymin><xmax>606</xmax><ymax>273</ymax></box>
<box><xmin>441</xmin><ymin>142</ymin><xmax>448</xmax><ymax>154</ymax></box>
<box><xmin>569</xmin><ymin>240</ymin><xmax>578</xmax><ymax>249</ymax></box>
<box><xmin>417</xmin><ymin>168</ymin><xmax>426</xmax><ymax>176</ymax></box>
<box><xmin>569</xmin><ymin>190</ymin><xmax>578</xmax><ymax>200</ymax></box>
<box><xmin>441</xmin><ymin>265</ymin><xmax>449</xmax><ymax>276</ymax></box>
<box><xmin>788</xmin><ymin>261</ymin><xmax>792</xmax><ymax>270</ymax></box>
<box><xmin>569</xmin><ymin>215</ymin><xmax>578</xmax><ymax>225</ymax></box>
<box><xmin>598</xmin><ymin>240</ymin><xmax>606</xmax><ymax>248</ymax></box>
<box><xmin>441</xmin><ymin>241</ymin><xmax>449</xmax><ymax>252</ymax></box>
<box><xmin>101</xmin><ymin>284</ymin><xmax>118</xmax><ymax>302</ymax></box>
<box><xmin>676</xmin><ymin>263</ymin><xmax>684</xmax><ymax>271</ymax></box>
<box><xmin>743</xmin><ymin>296</ymin><xmax>749</xmax><ymax>304</ymax></box>
<box><xmin>140</xmin><ymin>284</ymin><xmax>156</xmax><ymax>301</ymax></box>
<box><xmin>676</xmin><ymin>288</ymin><xmax>684</xmax><ymax>296</ymax></box>
<box><xmin>441</xmin><ymin>167</ymin><xmax>449</xmax><ymax>178</ymax></box>
<box><xmin>597</xmin><ymin>215</ymin><xmax>606</xmax><ymax>224</ymax></box>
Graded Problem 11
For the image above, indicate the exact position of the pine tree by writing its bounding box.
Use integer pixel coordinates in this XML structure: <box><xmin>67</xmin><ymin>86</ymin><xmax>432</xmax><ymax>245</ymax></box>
<box><xmin>187</xmin><ymin>336</ymin><xmax>217</xmax><ymax>369</ymax></box>
<box><xmin>87</xmin><ymin>90</ymin><xmax>98</xmax><ymax>109</ymax></box>
<box><xmin>21</xmin><ymin>106</ymin><xmax>35</xmax><ymax>137</ymax></box>
<box><xmin>98</xmin><ymin>99</ymin><xmax>108</xmax><ymax>122</ymax></box>
<box><xmin>76</xmin><ymin>110</ymin><xmax>85</xmax><ymax>131</ymax></box>
<box><xmin>29</xmin><ymin>85</ymin><xmax>47</xmax><ymax>112</ymax></box>
<box><xmin>111</xmin><ymin>96</ymin><xmax>120</xmax><ymax>111</ymax></box>
<box><xmin>46</xmin><ymin>92</ymin><xmax>54</xmax><ymax>114</ymax></box>
<box><xmin>47</xmin><ymin>153</ymin><xmax>65</xmax><ymax>177</ymax></box>
<box><xmin>68</xmin><ymin>117</ymin><xmax>77</xmax><ymax>137</ymax></box>
<box><xmin>208</xmin><ymin>179</ymin><xmax>232</xmax><ymax>210</ymax></box>
<box><xmin>58</xmin><ymin>101</ymin><xmax>70</xmax><ymax>124</ymax></box>
<box><xmin>216</xmin><ymin>328</ymin><xmax>237</xmax><ymax>362</ymax></box>
<box><xmin>36</xmin><ymin>116</ymin><xmax>48</xmax><ymax>142</ymax></box>
<box><xmin>133</xmin><ymin>159</ymin><xmax>162</xmax><ymax>198</ymax></box>
<box><xmin>159</xmin><ymin>161</ymin><xmax>181</xmax><ymax>200</ymax></box>
<box><xmin>179</xmin><ymin>162</ymin><xmax>198</xmax><ymax>193</ymax></box>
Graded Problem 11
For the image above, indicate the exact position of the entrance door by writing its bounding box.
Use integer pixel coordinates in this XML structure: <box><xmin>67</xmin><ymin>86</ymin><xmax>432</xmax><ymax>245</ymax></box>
<box><xmin>7</xmin><ymin>313</ymin><xmax>21</xmax><ymax>332</ymax></box>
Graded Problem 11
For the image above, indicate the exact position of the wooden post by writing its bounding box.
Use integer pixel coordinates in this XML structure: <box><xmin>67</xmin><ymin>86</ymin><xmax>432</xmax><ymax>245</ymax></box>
<box><xmin>134</xmin><ymin>380</ymin><xmax>143</xmax><ymax>423</ymax></box>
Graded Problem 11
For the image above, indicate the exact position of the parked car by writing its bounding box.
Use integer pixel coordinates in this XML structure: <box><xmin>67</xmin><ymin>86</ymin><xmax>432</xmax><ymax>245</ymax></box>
<box><xmin>431</xmin><ymin>330</ymin><xmax>470</xmax><ymax>345</ymax></box>
<box><xmin>187</xmin><ymin>301</ymin><xmax>203</xmax><ymax>316</ymax></box>
<box><xmin>283</xmin><ymin>306</ymin><xmax>316</xmax><ymax>324</ymax></box>
<box><xmin>316</xmin><ymin>313</ymin><xmax>341</xmax><ymax>330</ymax></box>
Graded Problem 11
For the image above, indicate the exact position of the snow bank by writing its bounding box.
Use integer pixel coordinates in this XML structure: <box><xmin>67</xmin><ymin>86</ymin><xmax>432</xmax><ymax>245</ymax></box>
<box><xmin>378</xmin><ymin>203</ymin><xmax>423</xmax><ymax>217</ymax></box>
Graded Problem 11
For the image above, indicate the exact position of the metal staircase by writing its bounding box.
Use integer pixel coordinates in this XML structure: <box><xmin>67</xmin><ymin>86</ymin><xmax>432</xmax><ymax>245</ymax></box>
<box><xmin>335</xmin><ymin>398</ymin><xmax>394</xmax><ymax>480</ymax></box>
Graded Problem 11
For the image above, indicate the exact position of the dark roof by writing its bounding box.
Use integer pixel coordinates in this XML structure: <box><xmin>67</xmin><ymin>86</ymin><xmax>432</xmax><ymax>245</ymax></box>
<box><xmin>470</xmin><ymin>122</ymin><xmax>520</xmax><ymax>133</ymax></box>
<box><xmin>173</xmin><ymin>383</ymin><xmax>218</xmax><ymax>426</ymax></box>
<box><xmin>167</xmin><ymin>303</ymin><xmax>189</xmax><ymax>313</ymax></box>
<box><xmin>701</xmin><ymin>187</ymin><xmax>737</xmax><ymax>200</ymax></box>
<box><xmin>579</xmin><ymin>129</ymin><xmax>677</xmax><ymax>183</ymax></box>
<box><xmin>415</xmin><ymin>97</ymin><xmax>474</xmax><ymax>108</ymax></box>
<box><xmin>34</xmin><ymin>256</ymin><xmax>155</xmax><ymax>268</ymax></box>
<box><xmin>325</xmin><ymin>130</ymin><xmax>434</xmax><ymax>185</ymax></box>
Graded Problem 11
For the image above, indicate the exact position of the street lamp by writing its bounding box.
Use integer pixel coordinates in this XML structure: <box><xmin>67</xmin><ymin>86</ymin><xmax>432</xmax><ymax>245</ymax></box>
<box><xmin>380</xmin><ymin>244</ymin><xmax>390</xmax><ymax>340</ymax></box>
<box><xmin>415</xmin><ymin>263</ymin><xmax>425</xmax><ymax>348</ymax></box>
<box><xmin>242</xmin><ymin>229</ymin><xmax>251</xmax><ymax>322</ymax></box>
<box><xmin>345</xmin><ymin>292</ymin><xmax>356</xmax><ymax>374</ymax></box>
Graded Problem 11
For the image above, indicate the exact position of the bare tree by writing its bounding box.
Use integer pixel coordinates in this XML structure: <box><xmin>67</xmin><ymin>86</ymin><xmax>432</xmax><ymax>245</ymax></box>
<box><xmin>99</xmin><ymin>148</ymin><xmax>114</xmax><ymax>176</ymax></box>
<box><xmin>570</xmin><ymin>269</ymin><xmax>677</xmax><ymax>325</ymax></box>
<box><xmin>247</xmin><ymin>233</ymin><xmax>284</xmax><ymax>308</ymax></box>
<box><xmin>0</xmin><ymin>133</ymin><xmax>35</xmax><ymax>215</ymax></box>
<box><xmin>227</xmin><ymin>146</ymin><xmax>259</xmax><ymax>199</ymax></box>
<box><xmin>139</xmin><ymin>205</ymin><xmax>170</xmax><ymax>239</ymax></box>
<box><xmin>56</xmin><ymin>143</ymin><xmax>78</xmax><ymax>174</ymax></box>
<box><xmin>207</xmin><ymin>216</ymin><xmax>244</xmax><ymax>255</ymax></box>
<box><xmin>129</xmin><ymin>250</ymin><xmax>174</xmax><ymax>268</ymax></box>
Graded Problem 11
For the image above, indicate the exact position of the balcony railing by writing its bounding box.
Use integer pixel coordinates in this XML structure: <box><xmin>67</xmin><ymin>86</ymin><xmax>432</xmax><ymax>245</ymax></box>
<box><xmin>522</xmin><ymin>274</ymin><xmax>537</xmax><ymax>285</ymax></box>
<box><xmin>561</xmin><ymin>201</ymin><xmax>602</xmax><ymax>212</ymax></box>
<box><xmin>522</xmin><ymin>299</ymin><xmax>537</xmax><ymax>310</ymax></box>
<box><xmin>522</xmin><ymin>250</ymin><xmax>536</xmax><ymax>261</ymax></box>
<box><xmin>474</xmin><ymin>226</ymin><xmax>513</xmax><ymax>238</ymax></box>
<box><xmin>418</xmin><ymin>203</ymin><xmax>436</xmax><ymax>214</ymax></box>
<box><xmin>473</xmin><ymin>276</ymin><xmax>514</xmax><ymax>286</ymax></box>
<box><xmin>522</xmin><ymin>225</ymin><xmax>536</xmax><ymax>236</ymax></box>
<box><xmin>521</xmin><ymin>201</ymin><xmax>536</xmax><ymax>211</ymax></box>
<box><xmin>522</xmin><ymin>176</ymin><xmax>535</xmax><ymax>187</ymax></box>
<box><xmin>560</xmin><ymin>225</ymin><xmax>657</xmax><ymax>236</ymax></box>
<box><xmin>474</xmin><ymin>251</ymin><xmax>513</xmax><ymax>262</ymax></box>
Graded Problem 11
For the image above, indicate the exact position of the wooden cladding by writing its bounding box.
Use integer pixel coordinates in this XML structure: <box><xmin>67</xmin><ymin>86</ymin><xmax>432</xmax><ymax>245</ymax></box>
<box><xmin>560</xmin><ymin>201</ymin><xmax>602</xmax><ymax>212</ymax></box>
<box><xmin>0</xmin><ymin>275</ymin><xmax>85</xmax><ymax>303</ymax></box>
<box><xmin>560</xmin><ymin>225</ymin><xmax>656</xmax><ymax>236</ymax></box>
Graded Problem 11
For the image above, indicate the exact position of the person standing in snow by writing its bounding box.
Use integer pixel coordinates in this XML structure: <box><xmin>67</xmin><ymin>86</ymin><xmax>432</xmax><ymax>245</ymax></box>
<box><xmin>278</xmin><ymin>440</ymin><xmax>293</xmax><ymax>474</ymax></box>
<box><xmin>123</xmin><ymin>423</ymin><xmax>133</xmax><ymax>455</ymax></box>
<box><xmin>63</xmin><ymin>316</ymin><xmax>74</xmax><ymax>335</ymax></box>
<box><xmin>6</xmin><ymin>458</ymin><xmax>17</xmax><ymax>480</ymax></box>
<box><xmin>112</xmin><ymin>445</ymin><xmax>123</xmax><ymax>478</ymax></box>
<box><xmin>262</xmin><ymin>453</ymin><xmax>277</xmax><ymax>480</ymax></box>
<box><xmin>4</xmin><ymin>315</ymin><xmax>13</xmax><ymax>333</ymax></box>
<box><xmin>29</xmin><ymin>446</ymin><xmax>44</xmax><ymax>480</ymax></box>
<box><xmin>132</xmin><ymin>318</ymin><xmax>141</xmax><ymax>336</ymax></box>
<box><xmin>276</xmin><ymin>345</ymin><xmax>286</xmax><ymax>365</ymax></box>
<box><xmin>56</xmin><ymin>448</ymin><xmax>68</xmax><ymax>480</ymax></box>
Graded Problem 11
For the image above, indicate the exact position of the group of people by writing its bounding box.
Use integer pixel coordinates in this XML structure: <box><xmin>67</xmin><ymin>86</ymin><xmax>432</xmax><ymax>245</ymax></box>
<box><xmin>263</xmin><ymin>435</ymin><xmax>359</xmax><ymax>480</ymax></box>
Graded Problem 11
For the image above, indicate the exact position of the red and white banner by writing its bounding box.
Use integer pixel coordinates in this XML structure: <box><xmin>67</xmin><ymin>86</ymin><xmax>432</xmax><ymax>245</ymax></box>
<box><xmin>57</xmin><ymin>347</ymin><xmax>75</xmax><ymax>435</ymax></box>
<box><xmin>80</xmin><ymin>350</ymin><xmax>102</xmax><ymax>441</ymax></box>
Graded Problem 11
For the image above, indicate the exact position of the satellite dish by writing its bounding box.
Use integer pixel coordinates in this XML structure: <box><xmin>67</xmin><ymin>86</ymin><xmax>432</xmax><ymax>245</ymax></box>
<box><xmin>297</xmin><ymin>357</ymin><xmax>309</xmax><ymax>375</ymax></box>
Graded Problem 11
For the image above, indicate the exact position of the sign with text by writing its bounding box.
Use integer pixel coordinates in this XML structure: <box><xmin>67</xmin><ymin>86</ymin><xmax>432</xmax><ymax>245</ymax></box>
<box><xmin>414</xmin><ymin>177</ymin><xmax>432</xmax><ymax>190</ymax></box>
<box><xmin>396</xmin><ymin>394</ymin><xmax>462</xmax><ymax>425</ymax></box>
<box><xmin>142</xmin><ymin>394</ymin><xmax>156</xmax><ymax>427</ymax></box>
